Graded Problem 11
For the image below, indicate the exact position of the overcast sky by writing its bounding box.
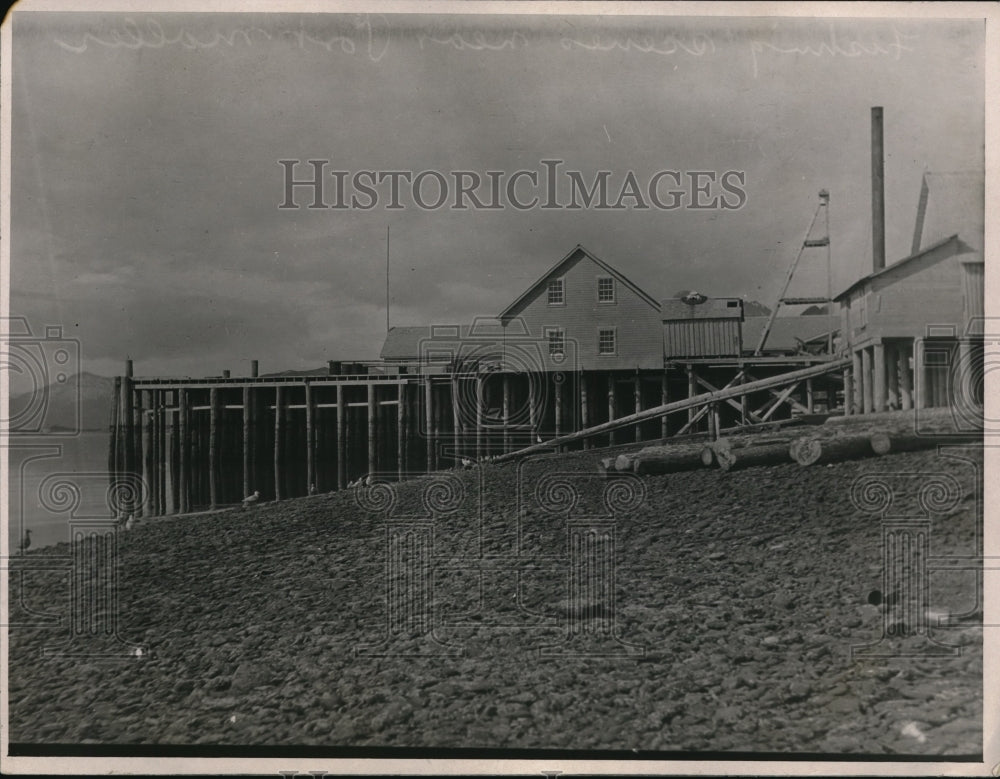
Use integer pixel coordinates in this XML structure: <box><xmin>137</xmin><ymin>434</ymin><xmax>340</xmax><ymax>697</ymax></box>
<box><xmin>9</xmin><ymin>10</ymin><xmax>984</xmax><ymax>382</ymax></box>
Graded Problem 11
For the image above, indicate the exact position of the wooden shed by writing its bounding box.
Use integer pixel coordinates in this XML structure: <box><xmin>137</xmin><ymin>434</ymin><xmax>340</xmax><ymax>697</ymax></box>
<box><xmin>661</xmin><ymin>297</ymin><xmax>744</xmax><ymax>359</ymax></box>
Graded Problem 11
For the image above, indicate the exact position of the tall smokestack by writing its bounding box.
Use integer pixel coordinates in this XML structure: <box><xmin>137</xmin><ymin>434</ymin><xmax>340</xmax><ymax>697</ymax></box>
<box><xmin>871</xmin><ymin>106</ymin><xmax>886</xmax><ymax>272</ymax></box>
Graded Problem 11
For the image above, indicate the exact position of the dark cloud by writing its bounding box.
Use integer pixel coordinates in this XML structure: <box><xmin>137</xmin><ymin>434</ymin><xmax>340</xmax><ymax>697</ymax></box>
<box><xmin>10</xmin><ymin>12</ymin><xmax>984</xmax><ymax>377</ymax></box>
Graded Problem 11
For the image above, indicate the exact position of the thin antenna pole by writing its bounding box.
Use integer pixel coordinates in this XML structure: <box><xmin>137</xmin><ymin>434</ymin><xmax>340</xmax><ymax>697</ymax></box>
<box><xmin>386</xmin><ymin>224</ymin><xmax>390</xmax><ymax>335</ymax></box>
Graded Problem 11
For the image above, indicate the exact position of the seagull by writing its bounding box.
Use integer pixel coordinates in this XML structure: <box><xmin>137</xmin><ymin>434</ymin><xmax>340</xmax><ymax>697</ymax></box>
<box><xmin>461</xmin><ymin>457</ymin><xmax>473</xmax><ymax>470</ymax></box>
<box><xmin>124</xmin><ymin>514</ymin><xmax>136</xmax><ymax>531</ymax></box>
<box><xmin>18</xmin><ymin>529</ymin><xmax>31</xmax><ymax>555</ymax></box>
<box><xmin>536</xmin><ymin>434</ymin><xmax>543</xmax><ymax>444</ymax></box>
<box><xmin>242</xmin><ymin>490</ymin><xmax>260</xmax><ymax>508</ymax></box>
<box><xmin>364</xmin><ymin>474</ymin><xmax>374</xmax><ymax>487</ymax></box>
<box><xmin>308</xmin><ymin>483</ymin><xmax>317</xmax><ymax>496</ymax></box>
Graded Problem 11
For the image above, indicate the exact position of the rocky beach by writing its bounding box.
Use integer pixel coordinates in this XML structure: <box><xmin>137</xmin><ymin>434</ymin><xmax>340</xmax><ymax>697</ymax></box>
<box><xmin>7</xmin><ymin>446</ymin><xmax>982</xmax><ymax>757</ymax></box>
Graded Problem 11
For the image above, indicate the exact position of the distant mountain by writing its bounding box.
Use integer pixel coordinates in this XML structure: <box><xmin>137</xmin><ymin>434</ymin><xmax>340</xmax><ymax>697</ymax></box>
<box><xmin>801</xmin><ymin>304</ymin><xmax>830</xmax><ymax>316</ymax></box>
<box><xmin>9</xmin><ymin>372</ymin><xmax>115</xmax><ymax>433</ymax></box>
<box><xmin>742</xmin><ymin>300</ymin><xmax>772</xmax><ymax>317</ymax></box>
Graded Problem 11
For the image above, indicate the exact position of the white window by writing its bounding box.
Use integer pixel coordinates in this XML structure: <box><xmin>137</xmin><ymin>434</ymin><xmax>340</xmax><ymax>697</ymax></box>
<box><xmin>598</xmin><ymin>327</ymin><xmax>616</xmax><ymax>355</ymax></box>
<box><xmin>546</xmin><ymin>327</ymin><xmax>565</xmax><ymax>356</ymax></box>
<box><xmin>597</xmin><ymin>276</ymin><xmax>615</xmax><ymax>303</ymax></box>
<box><xmin>547</xmin><ymin>278</ymin><xmax>564</xmax><ymax>305</ymax></box>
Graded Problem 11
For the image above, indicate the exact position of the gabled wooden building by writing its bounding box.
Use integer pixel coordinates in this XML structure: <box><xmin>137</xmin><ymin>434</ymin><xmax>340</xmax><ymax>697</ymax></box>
<box><xmin>835</xmin><ymin>171</ymin><xmax>984</xmax><ymax>414</ymax></box>
<box><xmin>497</xmin><ymin>244</ymin><xmax>663</xmax><ymax>371</ymax></box>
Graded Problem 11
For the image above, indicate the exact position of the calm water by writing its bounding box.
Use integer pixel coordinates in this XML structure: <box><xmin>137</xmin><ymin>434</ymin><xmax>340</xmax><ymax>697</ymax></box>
<box><xmin>7</xmin><ymin>431</ymin><xmax>114</xmax><ymax>551</ymax></box>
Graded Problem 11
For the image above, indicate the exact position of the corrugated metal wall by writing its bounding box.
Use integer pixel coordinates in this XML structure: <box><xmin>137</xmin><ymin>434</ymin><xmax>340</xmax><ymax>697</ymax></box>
<box><xmin>663</xmin><ymin>319</ymin><xmax>742</xmax><ymax>358</ymax></box>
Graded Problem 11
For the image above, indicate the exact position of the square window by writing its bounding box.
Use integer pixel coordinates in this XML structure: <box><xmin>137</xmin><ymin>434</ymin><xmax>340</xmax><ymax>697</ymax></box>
<box><xmin>598</xmin><ymin>277</ymin><xmax>615</xmax><ymax>303</ymax></box>
<box><xmin>547</xmin><ymin>278</ymin><xmax>564</xmax><ymax>305</ymax></box>
<box><xmin>547</xmin><ymin>328</ymin><xmax>565</xmax><ymax>356</ymax></box>
<box><xmin>599</xmin><ymin>328</ymin><xmax>616</xmax><ymax>355</ymax></box>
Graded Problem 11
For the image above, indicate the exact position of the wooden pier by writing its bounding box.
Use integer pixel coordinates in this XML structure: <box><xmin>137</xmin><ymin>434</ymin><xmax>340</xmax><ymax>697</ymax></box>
<box><xmin>108</xmin><ymin>355</ymin><xmax>849</xmax><ymax>518</ymax></box>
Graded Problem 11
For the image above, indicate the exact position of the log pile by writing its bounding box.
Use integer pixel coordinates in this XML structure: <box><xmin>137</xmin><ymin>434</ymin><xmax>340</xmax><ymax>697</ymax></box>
<box><xmin>602</xmin><ymin>406</ymin><xmax>983</xmax><ymax>477</ymax></box>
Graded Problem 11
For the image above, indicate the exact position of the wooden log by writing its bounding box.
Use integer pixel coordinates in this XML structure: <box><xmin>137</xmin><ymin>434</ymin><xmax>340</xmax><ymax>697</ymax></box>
<box><xmin>632</xmin><ymin>448</ymin><xmax>710</xmax><ymax>476</ymax></box>
<box><xmin>791</xmin><ymin>433</ymin><xmax>878</xmax><ymax>466</ymax></box>
<box><xmin>715</xmin><ymin>441</ymin><xmax>793</xmax><ymax>472</ymax></box>
<box><xmin>702</xmin><ymin>436</ymin><xmax>795</xmax><ymax>471</ymax></box>
<box><xmin>870</xmin><ymin>430</ymin><xmax>982</xmax><ymax>456</ymax></box>
<box><xmin>824</xmin><ymin>406</ymin><xmax>960</xmax><ymax>429</ymax></box>
<box><xmin>597</xmin><ymin>457</ymin><xmax>616</xmax><ymax>478</ymax></box>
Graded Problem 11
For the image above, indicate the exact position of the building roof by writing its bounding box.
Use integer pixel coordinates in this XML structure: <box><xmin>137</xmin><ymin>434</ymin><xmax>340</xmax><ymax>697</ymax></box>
<box><xmin>661</xmin><ymin>298</ymin><xmax>744</xmax><ymax>320</ymax></box>
<box><xmin>835</xmin><ymin>169</ymin><xmax>984</xmax><ymax>302</ymax></box>
<box><xmin>833</xmin><ymin>234</ymin><xmax>974</xmax><ymax>301</ymax></box>
<box><xmin>741</xmin><ymin>315</ymin><xmax>839</xmax><ymax>354</ymax></box>
<box><xmin>498</xmin><ymin>244</ymin><xmax>660</xmax><ymax>320</ymax></box>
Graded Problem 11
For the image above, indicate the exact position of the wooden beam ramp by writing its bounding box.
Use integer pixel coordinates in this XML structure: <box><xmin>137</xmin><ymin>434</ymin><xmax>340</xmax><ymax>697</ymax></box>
<box><xmin>496</xmin><ymin>358</ymin><xmax>851</xmax><ymax>463</ymax></box>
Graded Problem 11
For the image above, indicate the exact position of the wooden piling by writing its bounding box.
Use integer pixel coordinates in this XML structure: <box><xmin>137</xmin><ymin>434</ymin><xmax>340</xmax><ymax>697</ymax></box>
<box><xmin>687</xmin><ymin>365</ymin><xmax>697</xmax><ymax>426</ymax></box>
<box><xmin>852</xmin><ymin>350</ymin><xmax>863</xmax><ymax>415</ymax></box>
<box><xmin>886</xmin><ymin>344</ymin><xmax>900</xmax><ymax>410</ymax></box>
<box><xmin>336</xmin><ymin>384</ymin><xmax>346</xmax><ymax>489</ymax></box>
<box><xmin>166</xmin><ymin>395</ymin><xmax>177</xmax><ymax>515</ymax></box>
<box><xmin>142</xmin><ymin>392</ymin><xmax>154</xmax><ymax>516</ymax></box>
<box><xmin>398</xmin><ymin>382</ymin><xmax>407</xmax><ymax>479</ymax></box>
<box><xmin>634</xmin><ymin>372</ymin><xmax>642</xmax><ymax>443</ymax></box>
<box><xmin>179</xmin><ymin>389</ymin><xmax>189</xmax><ymax>513</ymax></box>
<box><xmin>899</xmin><ymin>342</ymin><xmax>913</xmax><ymax>411</ymax></box>
<box><xmin>157</xmin><ymin>391</ymin><xmax>166</xmax><ymax>515</ymax></box>
<box><xmin>121</xmin><ymin>369</ymin><xmax>134</xmax><ymax>514</ymax></box>
<box><xmin>554</xmin><ymin>373</ymin><xmax>563</xmax><ymax>442</ymax></box>
<box><xmin>209</xmin><ymin>388</ymin><xmax>219</xmax><ymax>509</ymax></box>
<box><xmin>305</xmin><ymin>381</ymin><xmax>315</xmax><ymax>493</ymax></box>
<box><xmin>873</xmin><ymin>342</ymin><xmax>886</xmax><ymax>413</ymax></box>
<box><xmin>242</xmin><ymin>386</ymin><xmax>251</xmax><ymax>498</ymax></box>
<box><xmin>528</xmin><ymin>373</ymin><xmax>537</xmax><ymax>445</ymax></box>
<box><xmin>476</xmin><ymin>375</ymin><xmax>484</xmax><ymax>461</ymax></box>
<box><xmin>958</xmin><ymin>339</ymin><xmax>973</xmax><ymax>411</ymax></box>
<box><xmin>451</xmin><ymin>374</ymin><xmax>462</xmax><ymax>461</ymax></box>
<box><xmin>424</xmin><ymin>376</ymin><xmax>434</xmax><ymax>471</ymax></box>
<box><xmin>132</xmin><ymin>387</ymin><xmax>143</xmax><ymax>517</ymax></box>
<box><xmin>274</xmin><ymin>386</ymin><xmax>284</xmax><ymax>500</ymax></box>
<box><xmin>661</xmin><ymin>371</ymin><xmax>669</xmax><ymax>439</ymax></box>
<box><xmin>368</xmin><ymin>382</ymin><xmax>377</xmax><ymax>477</ymax></box>
<box><xmin>502</xmin><ymin>373</ymin><xmax>511</xmax><ymax>454</ymax></box>
<box><xmin>580</xmin><ymin>371</ymin><xmax>589</xmax><ymax>450</ymax></box>
<box><xmin>607</xmin><ymin>373</ymin><xmax>616</xmax><ymax>447</ymax></box>
<box><xmin>862</xmin><ymin>347</ymin><xmax>874</xmax><ymax>414</ymax></box>
<box><xmin>843</xmin><ymin>368</ymin><xmax>853</xmax><ymax>416</ymax></box>
<box><xmin>806</xmin><ymin>378</ymin><xmax>815</xmax><ymax>414</ymax></box>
